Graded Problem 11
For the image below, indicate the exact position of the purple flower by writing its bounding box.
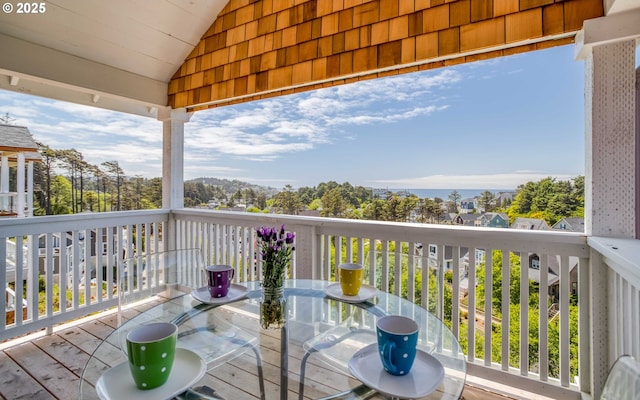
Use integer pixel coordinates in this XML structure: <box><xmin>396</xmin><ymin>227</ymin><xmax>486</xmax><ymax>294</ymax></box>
<box><xmin>256</xmin><ymin>225</ymin><xmax>295</xmax><ymax>287</ymax></box>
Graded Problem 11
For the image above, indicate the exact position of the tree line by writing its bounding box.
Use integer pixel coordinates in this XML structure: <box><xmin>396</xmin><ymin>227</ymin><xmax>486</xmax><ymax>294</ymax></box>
<box><xmin>25</xmin><ymin>144</ymin><xmax>583</xmax><ymax>227</ymax></box>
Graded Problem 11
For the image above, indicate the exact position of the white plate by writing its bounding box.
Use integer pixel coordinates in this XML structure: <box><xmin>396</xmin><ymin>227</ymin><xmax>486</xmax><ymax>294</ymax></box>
<box><xmin>348</xmin><ymin>343</ymin><xmax>444</xmax><ymax>399</ymax></box>
<box><xmin>190</xmin><ymin>284</ymin><xmax>248</xmax><ymax>304</ymax></box>
<box><xmin>324</xmin><ymin>283</ymin><xmax>378</xmax><ymax>303</ymax></box>
<box><xmin>96</xmin><ymin>348</ymin><xmax>206</xmax><ymax>400</ymax></box>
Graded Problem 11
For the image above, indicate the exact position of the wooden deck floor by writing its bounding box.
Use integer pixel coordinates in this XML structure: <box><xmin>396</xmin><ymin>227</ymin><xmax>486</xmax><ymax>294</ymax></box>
<box><xmin>0</xmin><ymin>304</ymin><xmax>515</xmax><ymax>400</ymax></box>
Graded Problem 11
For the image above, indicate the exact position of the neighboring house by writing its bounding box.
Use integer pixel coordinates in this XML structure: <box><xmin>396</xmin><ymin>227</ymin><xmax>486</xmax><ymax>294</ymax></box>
<box><xmin>511</xmin><ymin>217</ymin><xmax>550</xmax><ymax>230</ymax></box>
<box><xmin>478</xmin><ymin>212</ymin><xmax>510</xmax><ymax>228</ymax></box>
<box><xmin>552</xmin><ymin>217</ymin><xmax>585</xmax><ymax>232</ymax></box>
<box><xmin>493</xmin><ymin>191</ymin><xmax>517</xmax><ymax>207</ymax></box>
<box><xmin>459</xmin><ymin>198</ymin><xmax>476</xmax><ymax>214</ymax></box>
<box><xmin>0</xmin><ymin>124</ymin><xmax>40</xmax><ymax>218</ymax></box>
<box><xmin>524</xmin><ymin>252</ymin><xmax>579</xmax><ymax>305</ymax></box>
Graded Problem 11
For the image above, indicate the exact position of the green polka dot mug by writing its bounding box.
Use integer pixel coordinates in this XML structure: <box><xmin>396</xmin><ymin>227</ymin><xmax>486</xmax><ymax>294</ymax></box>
<box><xmin>376</xmin><ymin>315</ymin><xmax>419</xmax><ymax>376</ymax></box>
<box><xmin>126</xmin><ymin>322</ymin><xmax>178</xmax><ymax>390</ymax></box>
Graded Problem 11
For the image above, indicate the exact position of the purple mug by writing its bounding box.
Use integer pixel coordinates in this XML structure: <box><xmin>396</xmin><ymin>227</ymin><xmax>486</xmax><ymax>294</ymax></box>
<box><xmin>206</xmin><ymin>265</ymin><xmax>234</xmax><ymax>298</ymax></box>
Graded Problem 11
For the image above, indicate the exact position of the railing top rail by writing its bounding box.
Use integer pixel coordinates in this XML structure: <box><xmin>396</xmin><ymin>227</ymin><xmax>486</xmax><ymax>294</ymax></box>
<box><xmin>589</xmin><ymin>236</ymin><xmax>640</xmax><ymax>288</ymax></box>
<box><xmin>172</xmin><ymin>208</ymin><xmax>589</xmax><ymax>256</ymax></box>
<box><xmin>0</xmin><ymin>209</ymin><xmax>170</xmax><ymax>237</ymax></box>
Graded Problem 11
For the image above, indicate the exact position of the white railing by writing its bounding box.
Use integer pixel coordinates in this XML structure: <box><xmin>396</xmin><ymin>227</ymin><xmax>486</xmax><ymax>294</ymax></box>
<box><xmin>1</xmin><ymin>208</ymin><xmax>593</xmax><ymax>398</ymax></box>
<box><xmin>173</xmin><ymin>208</ymin><xmax>589</xmax><ymax>399</ymax></box>
<box><xmin>587</xmin><ymin>236</ymin><xmax>640</xmax><ymax>399</ymax></box>
<box><xmin>0</xmin><ymin>210</ymin><xmax>169</xmax><ymax>341</ymax></box>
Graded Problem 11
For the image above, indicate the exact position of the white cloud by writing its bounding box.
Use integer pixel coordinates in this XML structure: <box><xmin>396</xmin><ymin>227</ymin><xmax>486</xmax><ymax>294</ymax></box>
<box><xmin>370</xmin><ymin>172</ymin><xmax>578</xmax><ymax>190</ymax></box>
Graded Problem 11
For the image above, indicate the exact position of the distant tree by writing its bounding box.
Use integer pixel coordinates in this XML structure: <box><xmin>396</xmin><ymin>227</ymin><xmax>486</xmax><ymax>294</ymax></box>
<box><xmin>398</xmin><ymin>195</ymin><xmax>419</xmax><ymax>222</ymax></box>
<box><xmin>321</xmin><ymin>188</ymin><xmax>347</xmax><ymax>217</ymax></box>
<box><xmin>362</xmin><ymin>199</ymin><xmax>387</xmax><ymax>221</ymax></box>
<box><xmin>243</xmin><ymin>188</ymin><xmax>256</xmax><ymax>205</ymax></box>
<box><xmin>308</xmin><ymin>198</ymin><xmax>322</xmax><ymax>210</ymax></box>
<box><xmin>34</xmin><ymin>143</ymin><xmax>60</xmax><ymax>215</ymax></box>
<box><xmin>385</xmin><ymin>195</ymin><xmax>403</xmax><ymax>221</ymax></box>
<box><xmin>272</xmin><ymin>185</ymin><xmax>301</xmax><ymax>214</ymax></box>
<box><xmin>296</xmin><ymin>186</ymin><xmax>316</xmax><ymax>205</ymax></box>
<box><xmin>507</xmin><ymin>177</ymin><xmax>584</xmax><ymax>224</ymax></box>
<box><xmin>50</xmin><ymin>175</ymin><xmax>73</xmax><ymax>214</ymax></box>
<box><xmin>102</xmin><ymin>161</ymin><xmax>125</xmax><ymax>211</ymax></box>
<box><xmin>479</xmin><ymin>191</ymin><xmax>495</xmax><ymax>212</ymax></box>
<box><xmin>448</xmin><ymin>190</ymin><xmax>461</xmax><ymax>205</ymax></box>
<box><xmin>255</xmin><ymin>192</ymin><xmax>267</xmax><ymax>210</ymax></box>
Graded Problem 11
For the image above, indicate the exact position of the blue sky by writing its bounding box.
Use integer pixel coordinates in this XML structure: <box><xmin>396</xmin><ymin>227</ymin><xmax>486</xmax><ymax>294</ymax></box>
<box><xmin>1</xmin><ymin>45</ymin><xmax>625</xmax><ymax>191</ymax></box>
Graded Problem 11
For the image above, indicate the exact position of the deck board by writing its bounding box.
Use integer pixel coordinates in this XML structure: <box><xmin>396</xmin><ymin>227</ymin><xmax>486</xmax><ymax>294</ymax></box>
<box><xmin>0</xmin><ymin>307</ymin><xmax>511</xmax><ymax>400</ymax></box>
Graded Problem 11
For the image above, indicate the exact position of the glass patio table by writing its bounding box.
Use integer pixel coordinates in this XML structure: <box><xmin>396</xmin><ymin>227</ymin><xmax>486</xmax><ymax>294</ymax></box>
<box><xmin>78</xmin><ymin>279</ymin><xmax>466</xmax><ymax>400</ymax></box>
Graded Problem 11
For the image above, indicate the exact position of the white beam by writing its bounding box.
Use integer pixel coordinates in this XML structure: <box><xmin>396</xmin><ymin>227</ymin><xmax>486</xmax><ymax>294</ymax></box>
<box><xmin>575</xmin><ymin>8</ymin><xmax>640</xmax><ymax>60</ymax></box>
<box><xmin>0</xmin><ymin>33</ymin><xmax>168</xmax><ymax>117</ymax></box>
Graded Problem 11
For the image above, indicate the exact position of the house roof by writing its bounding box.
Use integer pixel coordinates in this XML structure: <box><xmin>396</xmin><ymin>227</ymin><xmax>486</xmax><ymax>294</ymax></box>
<box><xmin>0</xmin><ymin>124</ymin><xmax>38</xmax><ymax>153</ymax></box>
<box><xmin>511</xmin><ymin>217</ymin><xmax>550</xmax><ymax>231</ymax></box>
<box><xmin>552</xmin><ymin>217</ymin><xmax>585</xmax><ymax>232</ymax></box>
<box><xmin>483</xmin><ymin>212</ymin><xmax>508</xmax><ymax>221</ymax></box>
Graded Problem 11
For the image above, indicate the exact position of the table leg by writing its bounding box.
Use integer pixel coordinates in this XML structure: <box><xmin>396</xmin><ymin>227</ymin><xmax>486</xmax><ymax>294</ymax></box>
<box><xmin>281</xmin><ymin>325</ymin><xmax>288</xmax><ymax>400</ymax></box>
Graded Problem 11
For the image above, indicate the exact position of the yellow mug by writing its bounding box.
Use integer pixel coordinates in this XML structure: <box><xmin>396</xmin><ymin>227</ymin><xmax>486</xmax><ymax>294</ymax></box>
<box><xmin>339</xmin><ymin>263</ymin><xmax>364</xmax><ymax>296</ymax></box>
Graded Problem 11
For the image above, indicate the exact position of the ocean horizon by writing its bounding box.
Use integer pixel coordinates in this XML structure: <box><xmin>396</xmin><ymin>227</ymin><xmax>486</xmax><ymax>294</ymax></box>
<box><xmin>377</xmin><ymin>188</ymin><xmax>513</xmax><ymax>200</ymax></box>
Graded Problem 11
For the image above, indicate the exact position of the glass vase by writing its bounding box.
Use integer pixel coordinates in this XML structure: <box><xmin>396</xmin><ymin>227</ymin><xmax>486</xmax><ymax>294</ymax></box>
<box><xmin>260</xmin><ymin>285</ymin><xmax>286</xmax><ymax>330</ymax></box>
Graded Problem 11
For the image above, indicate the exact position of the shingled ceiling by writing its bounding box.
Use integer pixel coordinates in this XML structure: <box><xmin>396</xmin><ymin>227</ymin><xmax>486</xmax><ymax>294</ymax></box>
<box><xmin>169</xmin><ymin>0</ymin><xmax>604</xmax><ymax>112</ymax></box>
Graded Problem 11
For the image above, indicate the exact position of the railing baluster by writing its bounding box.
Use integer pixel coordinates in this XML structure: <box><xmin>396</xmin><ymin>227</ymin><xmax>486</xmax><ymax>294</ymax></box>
<box><xmin>501</xmin><ymin>249</ymin><xmax>510</xmax><ymax>371</ymax></box>
<box><xmin>407</xmin><ymin>242</ymin><xmax>415</xmax><ymax>303</ymax></box>
<box><xmin>468</xmin><ymin>247</ymin><xmax>476</xmax><ymax>363</ymax></box>
<box><xmin>520</xmin><ymin>251</ymin><xmax>528</xmax><ymax>376</ymax></box>
<box><xmin>578</xmin><ymin>256</ymin><xmax>590</xmax><ymax>393</ymax></box>
<box><xmin>540</xmin><ymin>253</ymin><xmax>549</xmax><ymax>381</ymax></box>
<box><xmin>96</xmin><ymin>227</ymin><xmax>104</xmax><ymax>303</ymax></box>
<box><xmin>45</xmin><ymin>233</ymin><xmax>54</xmax><ymax>330</ymax></box>
<box><xmin>15</xmin><ymin>236</ymin><xmax>24</xmax><ymax>325</ymax></box>
<box><xmin>484</xmin><ymin>248</ymin><xmax>492</xmax><ymax>367</ymax></box>
<box><xmin>452</xmin><ymin>246</ymin><xmax>460</xmax><ymax>340</ymax></box>
<box><xmin>345</xmin><ymin>235</ymin><xmax>353</xmax><ymax>263</ymax></box>
<box><xmin>560</xmin><ymin>255</ymin><xmax>570</xmax><ymax>386</ymax></box>
<box><xmin>0</xmin><ymin>238</ymin><xmax>6</xmax><ymax>331</ymax></box>
<box><xmin>59</xmin><ymin>234</ymin><xmax>67</xmax><ymax>311</ymax></box>
<box><xmin>436</xmin><ymin>243</ymin><xmax>444</xmax><ymax>321</ymax></box>
<box><xmin>368</xmin><ymin>237</ymin><xmax>376</xmax><ymax>287</ymax></box>
<box><xmin>381</xmin><ymin>240</ymin><xmax>389</xmax><ymax>293</ymax></box>
<box><xmin>394</xmin><ymin>242</ymin><xmax>401</xmax><ymax>297</ymax></box>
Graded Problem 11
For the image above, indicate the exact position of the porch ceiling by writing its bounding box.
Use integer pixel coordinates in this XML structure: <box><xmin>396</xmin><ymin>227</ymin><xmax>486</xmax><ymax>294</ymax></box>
<box><xmin>0</xmin><ymin>0</ymin><xmax>636</xmax><ymax>118</ymax></box>
<box><xmin>0</xmin><ymin>0</ymin><xmax>227</xmax><ymax>117</ymax></box>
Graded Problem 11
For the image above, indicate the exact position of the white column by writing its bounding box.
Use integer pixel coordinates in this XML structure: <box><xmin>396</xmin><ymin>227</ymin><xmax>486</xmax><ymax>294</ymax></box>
<box><xmin>27</xmin><ymin>160</ymin><xmax>34</xmax><ymax>217</ymax></box>
<box><xmin>158</xmin><ymin>108</ymin><xmax>192</xmax><ymax>210</ymax></box>
<box><xmin>577</xmin><ymin>9</ymin><xmax>640</xmax><ymax>238</ymax></box>
<box><xmin>16</xmin><ymin>152</ymin><xmax>25</xmax><ymax>217</ymax></box>
<box><xmin>583</xmin><ymin>39</ymin><xmax>637</xmax><ymax>237</ymax></box>
<box><xmin>636</xmin><ymin>66</ymin><xmax>639</xmax><ymax>239</ymax></box>
<box><xmin>0</xmin><ymin>155</ymin><xmax>8</xmax><ymax>192</ymax></box>
<box><xmin>0</xmin><ymin>155</ymin><xmax>8</xmax><ymax>212</ymax></box>
<box><xmin>576</xmin><ymin>10</ymin><xmax>640</xmax><ymax>398</ymax></box>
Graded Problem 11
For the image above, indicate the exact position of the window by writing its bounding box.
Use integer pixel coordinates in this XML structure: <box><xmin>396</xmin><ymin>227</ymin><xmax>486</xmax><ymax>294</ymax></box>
<box><xmin>429</xmin><ymin>245</ymin><xmax>437</xmax><ymax>259</ymax></box>
<box><xmin>529</xmin><ymin>254</ymin><xmax>540</xmax><ymax>270</ymax></box>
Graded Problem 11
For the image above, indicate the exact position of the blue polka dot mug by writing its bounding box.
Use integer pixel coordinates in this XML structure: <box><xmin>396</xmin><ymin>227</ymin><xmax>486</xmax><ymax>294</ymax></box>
<box><xmin>126</xmin><ymin>322</ymin><xmax>178</xmax><ymax>390</ymax></box>
<box><xmin>376</xmin><ymin>315</ymin><xmax>419</xmax><ymax>376</ymax></box>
